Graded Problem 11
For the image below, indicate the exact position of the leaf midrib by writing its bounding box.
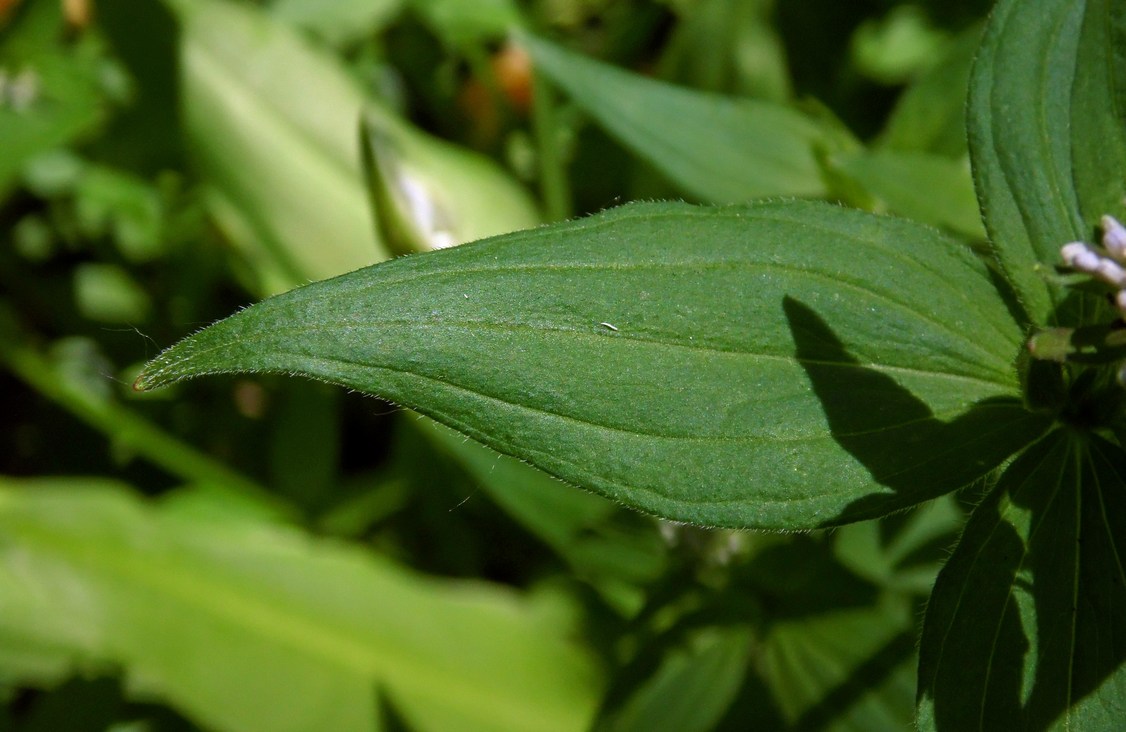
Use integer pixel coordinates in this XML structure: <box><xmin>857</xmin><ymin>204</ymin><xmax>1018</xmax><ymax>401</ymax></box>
<box><xmin>2</xmin><ymin>518</ymin><xmax>571</xmax><ymax>732</ymax></box>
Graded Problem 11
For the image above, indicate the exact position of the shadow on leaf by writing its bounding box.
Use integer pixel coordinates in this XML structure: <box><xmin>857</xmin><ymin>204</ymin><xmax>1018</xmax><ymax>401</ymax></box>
<box><xmin>781</xmin><ymin>296</ymin><xmax>1050</xmax><ymax>526</ymax></box>
<box><xmin>918</xmin><ymin>431</ymin><xmax>1126</xmax><ymax>730</ymax></box>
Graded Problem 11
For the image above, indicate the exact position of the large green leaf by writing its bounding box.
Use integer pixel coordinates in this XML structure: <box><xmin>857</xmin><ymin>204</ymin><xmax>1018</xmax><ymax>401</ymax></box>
<box><xmin>523</xmin><ymin>35</ymin><xmax>839</xmax><ymax>203</ymax></box>
<box><xmin>917</xmin><ymin>430</ymin><xmax>1126</xmax><ymax>729</ymax></box>
<box><xmin>138</xmin><ymin>201</ymin><xmax>1050</xmax><ymax>529</ymax></box>
<box><xmin>0</xmin><ymin>478</ymin><xmax>600</xmax><ymax>732</ymax></box>
<box><xmin>968</xmin><ymin>0</ymin><xmax>1126</xmax><ymax>326</ymax></box>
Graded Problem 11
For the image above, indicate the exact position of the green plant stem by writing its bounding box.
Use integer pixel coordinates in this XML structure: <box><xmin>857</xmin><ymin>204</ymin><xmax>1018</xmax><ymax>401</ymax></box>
<box><xmin>0</xmin><ymin>334</ymin><xmax>273</xmax><ymax>502</ymax></box>
<box><xmin>531</xmin><ymin>70</ymin><xmax>572</xmax><ymax>222</ymax></box>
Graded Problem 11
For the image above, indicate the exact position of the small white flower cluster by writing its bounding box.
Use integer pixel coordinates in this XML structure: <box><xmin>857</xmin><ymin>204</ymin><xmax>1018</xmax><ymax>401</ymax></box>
<box><xmin>1061</xmin><ymin>215</ymin><xmax>1126</xmax><ymax>314</ymax></box>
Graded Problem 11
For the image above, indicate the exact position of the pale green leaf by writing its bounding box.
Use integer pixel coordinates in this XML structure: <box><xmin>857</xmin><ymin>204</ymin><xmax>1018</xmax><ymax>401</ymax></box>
<box><xmin>523</xmin><ymin>35</ymin><xmax>838</xmax><ymax>203</ymax></box>
<box><xmin>73</xmin><ymin>263</ymin><xmax>152</xmax><ymax>324</ymax></box>
<box><xmin>138</xmin><ymin>201</ymin><xmax>1049</xmax><ymax>529</ymax></box>
<box><xmin>968</xmin><ymin>0</ymin><xmax>1126</xmax><ymax>325</ymax></box>
<box><xmin>917</xmin><ymin>430</ymin><xmax>1126</xmax><ymax>730</ymax></box>
<box><xmin>359</xmin><ymin>116</ymin><xmax>540</xmax><ymax>255</ymax></box>
<box><xmin>168</xmin><ymin>0</ymin><xmax>536</xmax><ymax>294</ymax></box>
<box><xmin>850</xmin><ymin>5</ymin><xmax>950</xmax><ymax>85</ymax></box>
<box><xmin>831</xmin><ymin>150</ymin><xmax>984</xmax><ymax>239</ymax></box>
<box><xmin>0</xmin><ymin>478</ymin><xmax>601</xmax><ymax>732</ymax></box>
<box><xmin>271</xmin><ymin>0</ymin><xmax>402</xmax><ymax>46</ymax></box>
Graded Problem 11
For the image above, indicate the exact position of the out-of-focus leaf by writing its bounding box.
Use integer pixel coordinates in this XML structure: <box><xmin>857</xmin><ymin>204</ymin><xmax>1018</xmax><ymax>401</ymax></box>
<box><xmin>0</xmin><ymin>628</ymin><xmax>73</xmax><ymax>688</ymax></box>
<box><xmin>658</xmin><ymin>0</ymin><xmax>791</xmax><ymax>102</ymax></box>
<box><xmin>880</xmin><ymin>25</ymin><xmax>980</xmax><ymax>157</ymax></box>
<box><xmin>137</xmin><ymin>201</ymin><xmax>1050</xmax><ymax>529</ymax></box>
<box><xmin>830</xmin><ymin>150</ymin><xmax>984</xmax><ymax>239</ymax></box>
<box><xmin>73</xmin><ymin>263</ymin><xmax>152</xmax><ymax>323</ymax></box>
<box><xmin>405</xmin><ymin>0</ymin><xmax>522</xmax><ymax>47</ymax></box>
<box><xmin>760</xmin><ymin>596</ymin><xmax>916</xmax><ymax>731</ymax></box>
<box><xmin>523</xmin><ymin>34</ymin><xmax>841</xmax><ymax>203</ymax></box>
<box><xmin>170</xmin><ymin>0</ymin><xmax>386</xmax><ymax>292</ymax></box>
<box><xmin>268</xmin><ymin>381</ymin><xmax>339</xmax><ymax>508</ymax></box>
<box><xmin>600</xmin><ymin>627</ymin><xmax>751</xmax><ymax>732</ymax></box>
<box><xmin>360</xmin><ymin>116</ymin><xmax>539</xmax><ymax>254</ymax></box>
<box><xmin>0</xmin><ymin>8</ymin><xmax>108</xmax><ymax>195</ymax></box>
<box><xmin>74</xmin><ymin>165</ymin><xmax>165</xmax><ymax>261</ymax></box>
<box><xmin>833</xmin><ymin>496</ymin><xmax>963</xmax><ymax>596</ymax></box>
<box><xmin>968</xmin><ymin>0</ymin><xmax>1126</xmax><ymax>325</ymax></box>
<box><xmin>0</xmin><ymin>478</ymin><xmax>601</xmax><ymax>732</ymax></box>
<box><xmin>167</xmin><ymin>0</ymin><xmax>536</xmax><ymax>293</ymax></box>
<box><xmin>917</xmin><ymin>431</ymin><xmax>1126</xmax><ymax>730</ymax></box>
<box><xmin>419</xmin><ymin>418</ymin><xmax>667</xmax><ymax>607</ymax></box>
<box><xmin>851</xmin><ymin>5</ymin><xmax>950</xmax><ymax>85</ymax></box>
<box><xmin>272</xmin><ymin>0</ymin><xmax>402</xmax><ymax>46</ymax></box>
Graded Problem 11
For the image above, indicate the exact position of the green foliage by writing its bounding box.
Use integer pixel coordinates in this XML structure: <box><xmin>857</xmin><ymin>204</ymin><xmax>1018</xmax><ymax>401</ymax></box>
<box><xmin>136</xmin><ymin>200</ymin><xmax>1049</xmax><ymax>529</ymax></box>
<box><xmin>522</xmin><ymin>34</ymin><xmax>840</xmax><ymax>201</ymax></box>
<box><xmin>4</xmin><ymin>0</ymin><xmax>1125</xmax><ymax>729</ymax></box>
<box><xmin>0</xmin><ymin>478</ymin><xmax>599</xmax><ymax>732</ymax></box>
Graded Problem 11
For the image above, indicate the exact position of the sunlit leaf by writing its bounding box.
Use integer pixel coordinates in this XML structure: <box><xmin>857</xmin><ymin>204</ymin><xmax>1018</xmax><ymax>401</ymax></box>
<box><xmin>0</xmin><ymin>478</ymin><xmax>600</xmax><ymax>732</ymax></box>
<box><xmin>167</xmin><ymin>0</ymin><xmax>536</xmax><ymax>293</ymax></box>
<box><xmin>138</xmin><ymin>201</ymin><xmax>1049</xmax><ymax>529</ymax></box>
<box><xmin>968</xmin><ymin>0</ymin><xmax>1126</xmax><ymax>325</ymax></box>
<box><xmin>271</xmin><ymin>0</ymin><xmax>402</xmax><ymax>46</ymax></box>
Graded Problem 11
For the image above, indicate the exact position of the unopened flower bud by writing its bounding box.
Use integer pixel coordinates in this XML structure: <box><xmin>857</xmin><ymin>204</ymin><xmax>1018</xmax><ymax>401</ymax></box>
<box><xmin>1062</xmin><ymin>241</ymin><xmax>1102</xmax><ymax>271</ymax></box>
<box><xmin>1103</xmin><ymin>215</ymin><xmax>1126</xmax><ymax>261</ymax></box>
<box><xmin>1061</xmin><ymin>241</ymin><xmax>1126</xmax><ymax>286</ymax></box>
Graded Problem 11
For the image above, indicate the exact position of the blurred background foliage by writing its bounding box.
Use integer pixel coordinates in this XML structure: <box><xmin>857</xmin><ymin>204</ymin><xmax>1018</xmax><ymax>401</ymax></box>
<box><xmin>0</xmin><ymin>0</ymin><xmax>993</xmax><ymax>729</ymax></box>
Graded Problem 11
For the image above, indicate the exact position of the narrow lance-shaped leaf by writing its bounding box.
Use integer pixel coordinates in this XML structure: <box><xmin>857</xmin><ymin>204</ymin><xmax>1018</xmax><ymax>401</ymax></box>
<box><xmin>522</xmin><ymin>35</ymin><xmax>842</xmax><ymax>203</ymax></box>
<box><xmin>917</xmin><ymin>430</ymin><xmax>1126</xmax><ymax>730</ymax></box>
<box><xmin>968</xmin><ymin>0</ymin><xmax>1126</xmax><ymax>325</ymax></box>
<box><xmin>138</xmin><ymin>201</ymin><xmax>1050</xmax><ymax>529</ymax></box>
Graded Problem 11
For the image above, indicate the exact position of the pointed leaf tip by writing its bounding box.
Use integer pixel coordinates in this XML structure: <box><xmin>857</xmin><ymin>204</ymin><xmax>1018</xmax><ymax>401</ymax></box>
<box><xmin>138</xmin><ymin>201</ymin><xmax>1040</xmax><ymax>529</ymax></box>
